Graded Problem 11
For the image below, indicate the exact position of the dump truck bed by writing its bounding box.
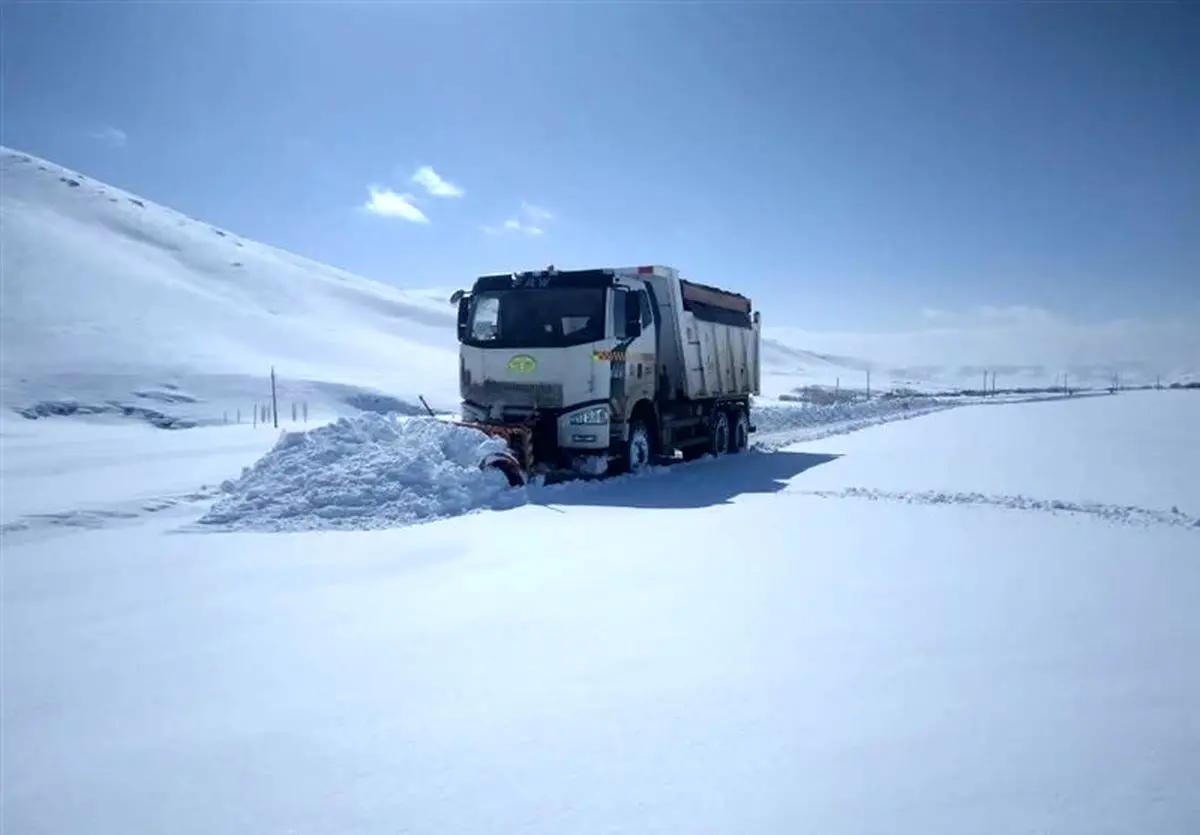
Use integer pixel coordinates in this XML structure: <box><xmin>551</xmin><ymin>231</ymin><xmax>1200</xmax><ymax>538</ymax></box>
<box><xmin>675</xmin><ymin>278</ymin><xmax>760</xmax><ymax>400</ymax></box>
<box><xmin>631</xmin><ymin>267</ymin><xmax>761</xmax><ymax>403</ymax></box>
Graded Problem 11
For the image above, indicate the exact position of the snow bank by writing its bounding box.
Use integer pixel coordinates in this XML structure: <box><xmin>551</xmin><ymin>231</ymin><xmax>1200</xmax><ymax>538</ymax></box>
<box><xmin>751</xmin><ymin>395</ymin><xmax>952</xmax><ymax>445</ymax></box>
<box><xmin>199</xmin><ymin>415</ymin><xmax>525</xmax><ymax>531</ymax></box>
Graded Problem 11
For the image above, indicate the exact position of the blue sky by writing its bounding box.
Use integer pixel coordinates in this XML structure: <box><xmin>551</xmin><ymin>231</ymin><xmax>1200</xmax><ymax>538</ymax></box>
<box><xmin>3</xmin><ymin>2</ymin><xmax>1197</xmax><ymax>331</ymax></box>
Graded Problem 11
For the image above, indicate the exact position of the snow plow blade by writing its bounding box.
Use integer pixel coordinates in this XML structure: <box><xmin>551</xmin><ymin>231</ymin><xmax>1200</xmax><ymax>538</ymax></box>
<box><xmin>459</xmin><ymin>421</ymin><xmax>534</xmax><ymax>488</ymax></box>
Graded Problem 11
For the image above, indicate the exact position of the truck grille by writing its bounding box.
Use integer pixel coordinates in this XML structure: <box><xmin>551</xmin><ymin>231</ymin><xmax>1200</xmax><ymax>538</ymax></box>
<box><xmin>464</xmin><ymin>380</ymin><xmax>564</xmax><ymax>409</ymax></box>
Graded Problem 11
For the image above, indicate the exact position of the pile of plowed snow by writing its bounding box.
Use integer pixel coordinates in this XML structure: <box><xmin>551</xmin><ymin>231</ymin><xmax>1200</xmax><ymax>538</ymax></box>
<box><xmin>199</xmin><ymin>415</ymin><xmax>525</xmax><ymax>531</ymax></box>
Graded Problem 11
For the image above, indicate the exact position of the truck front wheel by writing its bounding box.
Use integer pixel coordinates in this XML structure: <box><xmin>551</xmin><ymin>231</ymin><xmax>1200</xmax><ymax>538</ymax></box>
<box><xmin>625</xmin><ymin>420</ymin><xmax>653</xmax><ymax>474</ymax></box>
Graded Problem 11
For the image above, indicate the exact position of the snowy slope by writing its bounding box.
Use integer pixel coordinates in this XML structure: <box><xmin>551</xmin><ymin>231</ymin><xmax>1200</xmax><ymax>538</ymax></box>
<box><xmin>3</xmin><ymin>390</ymin><xmax>1197</xmax><ymax>834</ymax></box>
<box><xmin>0</xmin><ymin>147</ymin><xmax>461</xmax><ymax>423</ymax></box>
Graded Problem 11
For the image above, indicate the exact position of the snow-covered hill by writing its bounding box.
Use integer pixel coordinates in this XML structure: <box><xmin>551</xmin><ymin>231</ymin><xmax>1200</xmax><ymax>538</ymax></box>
<box><xmin>1</xmin><ymin>147</ymin><xmax>462</xmax><ymax>425</ymax></box>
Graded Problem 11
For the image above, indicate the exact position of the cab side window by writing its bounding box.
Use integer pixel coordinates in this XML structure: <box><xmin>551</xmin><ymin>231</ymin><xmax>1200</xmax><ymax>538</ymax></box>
<box><xmin>638</xmin><ymin>291</ymin><xmax>653</xmax><ymax>328</ymax></box>
<box><xmin>611</xmin><ymin>288</ymin><xmax>629</xmax><ymax>339</ymax></box>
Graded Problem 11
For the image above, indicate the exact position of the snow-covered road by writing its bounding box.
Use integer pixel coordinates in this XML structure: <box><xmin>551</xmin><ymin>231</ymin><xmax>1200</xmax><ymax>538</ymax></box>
<box><xmin>3</xmin><ymin>391</ymin><xmax>1198</xmax><ymax>835</ymax></box>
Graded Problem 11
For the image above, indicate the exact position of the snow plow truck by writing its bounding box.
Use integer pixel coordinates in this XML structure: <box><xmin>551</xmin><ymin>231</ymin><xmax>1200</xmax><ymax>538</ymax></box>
<box><xmin>450</xmin><ymin>265</ymin><xmax>762</xmax><ymax>486</ymax></box>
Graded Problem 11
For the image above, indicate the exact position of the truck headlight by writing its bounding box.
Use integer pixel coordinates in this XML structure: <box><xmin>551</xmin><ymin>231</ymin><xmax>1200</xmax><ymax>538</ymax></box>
<box><xmin>568</xmin><ymin>405</ymin><xmax>610</xmax><ymax>425</ymax></box>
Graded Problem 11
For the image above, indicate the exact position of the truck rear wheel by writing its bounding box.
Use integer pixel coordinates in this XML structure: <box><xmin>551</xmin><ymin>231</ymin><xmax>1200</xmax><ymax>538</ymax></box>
<box><xmin>710</xmin><ymin>409</ymin><xmax>731</xmax><ymax>456</ymax></box>
<box><xmin>730</xmin><ymin>408</ymin><xmax>749</xmax><ymax>454</ymax></box>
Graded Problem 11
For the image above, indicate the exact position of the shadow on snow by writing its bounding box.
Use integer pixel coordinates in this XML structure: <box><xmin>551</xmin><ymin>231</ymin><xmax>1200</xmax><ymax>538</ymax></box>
<box><xmin>534</xmin><ymin>449</ymin><xmax>842</xmax><ymax>511</ymax></box>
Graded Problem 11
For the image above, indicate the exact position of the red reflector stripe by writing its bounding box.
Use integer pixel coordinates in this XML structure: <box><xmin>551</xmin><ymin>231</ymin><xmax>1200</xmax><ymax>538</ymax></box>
<box><xmin>637</xmin><ymin>265</ymin><xmax>655</xmax><ymax>274</ymax></box>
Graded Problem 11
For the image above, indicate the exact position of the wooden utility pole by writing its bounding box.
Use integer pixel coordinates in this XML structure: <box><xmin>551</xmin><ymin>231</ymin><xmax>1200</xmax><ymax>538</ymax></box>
<box><xmin>270</xmin><ymin>366</ymin><xmax>279</xmax><ymax>429</ymax></box>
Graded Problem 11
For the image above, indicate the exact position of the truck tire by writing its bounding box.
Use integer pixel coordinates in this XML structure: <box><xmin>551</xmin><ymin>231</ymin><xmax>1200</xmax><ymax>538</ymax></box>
<box><xmin>730</xmin><ymin>408</ymin><xmax>749</xmax><ymax>453</ymax></box>
<box><xmin>710</xmin><ymin>409</ymin><xmax>731</xmax><ymax>456</ymax></box>
<box><xmin>625</xmin><ymin>420</ymin><xmax>653</xmax><ymax>474</ymax></box>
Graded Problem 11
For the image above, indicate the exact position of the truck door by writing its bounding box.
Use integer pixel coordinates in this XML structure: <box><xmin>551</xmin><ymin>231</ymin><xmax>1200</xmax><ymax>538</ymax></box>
<box><xmin>611</xmin><ymin>285</ymin><xmax>657</xmax><ymax>415</ymax></box>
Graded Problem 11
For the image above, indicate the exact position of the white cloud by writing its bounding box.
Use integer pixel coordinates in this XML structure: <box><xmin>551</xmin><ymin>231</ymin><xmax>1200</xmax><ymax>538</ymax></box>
<box><xmin>363</xmin><ymin>186</ymin><xmax>429</xmax><ymax>223</ymax></box>
<box><xmin>90</xmin><ymin>126</ymin><xmax>127</xmax><ymax>148</ymax></box>
<box><xmin>410</xmin><ymin>166</ymin><xmax>464</xmax><ymax>198</ymax></box>
<box><xmin>519</xmin><ymin>200</ymin><xmax>553</xmax><ymax>221</ymax></box>
<box><xmin>485</xmin><ymin>200</ymin><xmax>554</xmax><ymax>236</ymax></box>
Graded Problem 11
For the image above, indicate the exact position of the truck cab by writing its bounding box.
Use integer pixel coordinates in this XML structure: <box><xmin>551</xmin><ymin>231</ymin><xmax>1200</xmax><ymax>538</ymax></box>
<box><xmin>454</xmin><ymin>266</ymin><xmax>654</xmax><ymax>475</ymax></box>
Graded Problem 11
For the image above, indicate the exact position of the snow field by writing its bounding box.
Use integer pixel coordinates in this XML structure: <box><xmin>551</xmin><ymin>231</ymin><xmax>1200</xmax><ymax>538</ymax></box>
<box><xmin>4</xmin><ymin>391</ymin><xmax>1199</xmax><ymax>835</ymax></box>
<box><xmin>790</xmin><ymin>389</ymin><xmax>1200</xmax><ymax>529</ymax></box>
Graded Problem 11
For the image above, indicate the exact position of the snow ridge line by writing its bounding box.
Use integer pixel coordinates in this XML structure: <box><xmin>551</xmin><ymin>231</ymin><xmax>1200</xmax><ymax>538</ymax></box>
<box><xmin>751</xmin><ymin>402</ymin><xmax>957</xmax><ymax>451</ymax></box>
<box><xmin>798</xmin><ymin>487</ymin><xmax>1200</xmax><ymax>530</ymax></box>
<box><xmin>749</xmin><ymin>391</ymin><xmax>1103</xmax><ymax>452</ymax></box>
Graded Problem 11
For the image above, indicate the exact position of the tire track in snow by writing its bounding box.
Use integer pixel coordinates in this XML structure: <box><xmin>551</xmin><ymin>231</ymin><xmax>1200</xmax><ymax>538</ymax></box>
<box><xmin>0</xmin><ymin>486</ymin><xmax>222</xmax><ymax>541</ymax></box>
<box><xmin>797</xmin><ymin>487</ymin><xmax>1200</xmax><ymax>530</ymax></box>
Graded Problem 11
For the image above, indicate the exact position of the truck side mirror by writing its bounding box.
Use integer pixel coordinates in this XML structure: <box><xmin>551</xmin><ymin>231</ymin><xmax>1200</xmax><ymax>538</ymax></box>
<box><xmin>456</xmin><ymin>295</ymin><xmax>471</xmax><ymax>341</ymax></box>
<box><xmin>624</xmin><ymin>292</ymin><xmax>642</xmax><ymax>338</ymax></box>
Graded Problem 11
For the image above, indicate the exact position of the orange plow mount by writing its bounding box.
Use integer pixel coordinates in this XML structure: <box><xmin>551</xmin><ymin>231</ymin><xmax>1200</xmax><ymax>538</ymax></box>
<box><xmin>460</xmin><ymin>421</ymin><xmax>535</xmax><ymax>488</ymax></box>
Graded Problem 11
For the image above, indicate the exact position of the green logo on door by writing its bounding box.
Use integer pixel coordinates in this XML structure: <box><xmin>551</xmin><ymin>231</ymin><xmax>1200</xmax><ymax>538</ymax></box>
<box><xmin>508</xmin><ymin>354</ymin><xmax>537</xmax><ymax>373</ymax></box>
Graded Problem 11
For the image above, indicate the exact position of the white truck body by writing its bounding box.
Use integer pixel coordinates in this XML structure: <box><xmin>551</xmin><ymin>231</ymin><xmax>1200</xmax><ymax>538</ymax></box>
<box><xmin>453</xmin><ymin>265</ymin><xmax>761</xmax><ymax>475</ymax></box>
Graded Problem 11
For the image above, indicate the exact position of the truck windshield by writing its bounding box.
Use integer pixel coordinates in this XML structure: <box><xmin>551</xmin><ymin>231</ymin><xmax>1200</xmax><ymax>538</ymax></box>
<box><xmin>466</xmin><ymin>288</ymin><xmax>607</xmax><ymax>348</ymax></box>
